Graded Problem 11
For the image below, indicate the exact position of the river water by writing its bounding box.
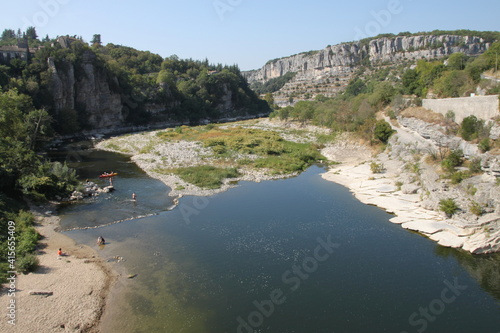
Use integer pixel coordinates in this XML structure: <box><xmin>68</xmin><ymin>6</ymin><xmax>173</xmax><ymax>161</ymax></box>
<box><xmin>56</xmin><ymin>147</ymin><xmax>500</xmax><ymax>333</ymax></box>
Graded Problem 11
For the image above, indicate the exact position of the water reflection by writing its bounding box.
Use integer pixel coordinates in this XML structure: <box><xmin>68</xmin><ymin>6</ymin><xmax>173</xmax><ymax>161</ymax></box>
<box><xmin>435</xmin><ymin>246</ymin><xmax>500</xmax><ymax>301</ymax></box>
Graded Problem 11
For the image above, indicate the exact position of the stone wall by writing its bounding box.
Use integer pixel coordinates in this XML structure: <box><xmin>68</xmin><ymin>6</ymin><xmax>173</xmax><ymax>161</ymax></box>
<box><xmin>422</xmin><ymin>95</ymin><xmax>499</xmax><ymax>123</ymax></box>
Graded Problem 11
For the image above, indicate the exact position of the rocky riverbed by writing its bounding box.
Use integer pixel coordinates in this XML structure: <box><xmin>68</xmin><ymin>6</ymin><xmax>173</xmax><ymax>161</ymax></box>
<box><xmin>95</xmin><ymin>119</ymin><xmax>328</xmax><ymax>197</ymax></box>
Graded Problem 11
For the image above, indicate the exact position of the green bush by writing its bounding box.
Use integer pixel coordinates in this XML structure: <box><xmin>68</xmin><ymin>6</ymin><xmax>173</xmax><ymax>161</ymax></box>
<box><xmin>370</xmin><ymin>161</ymin><xmax>385</xmax><ymax>174</ymax></box>
<box><xmin>478</xmin><ymin>138</ymin><xmax>490</xmax><ymax>153</ymax></box>
<box><xmin>374</xmin><ymin>120</ymin><xmax>394</xmax><ymax>144</ymax></box>
<box><xmin>16</xmin><ymin>253</ymin><xmax>39</xmax><ymax>273</ymax></box>
<box><xmin>441</xmin><ymin>149</ymin><xmax>463</xmax><ymax>173</ymax></box>
<box><xmin>469</xmin><ymin>201</ymin><xmax>483</xmax><ymax>216</ymax></box>
<box><xmin>460</xmin><ymin>115</ymin><xmax>483</xmax><ymax>141</ymax></box>
<box><xmin>468</xmin><ymin>157</ymin><xmax>482</xmax><ymax>174</ymax></box>
<box><xmin>439</xmin><ymin>198</ymin><xmax>459</xmax><ymax>217</ymax></box>
<box><xmin>450</xmin><ymin>170</ymin><xmax>470</xmax><ymax>184</ymax></box>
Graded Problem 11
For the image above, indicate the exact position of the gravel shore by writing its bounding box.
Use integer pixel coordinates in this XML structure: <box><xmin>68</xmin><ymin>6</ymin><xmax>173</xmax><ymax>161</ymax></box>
<box><xmin>95</xmin><ymin>119</ymin><xmax>327</xmax><ymax>198</ymax></box>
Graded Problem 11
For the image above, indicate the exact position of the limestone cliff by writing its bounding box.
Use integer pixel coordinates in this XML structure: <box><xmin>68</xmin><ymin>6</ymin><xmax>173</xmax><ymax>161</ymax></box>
<box><xmin>48</xmin><ymin>50</ymin><xmax>266</xmax><ymax>133</ymax></box>
<box><xmin>244</xmin><ymin>35</ymin><xmax>491</xmax><ymax>105</ymax></box>
<box><xmin>48</xmin><ymin>51</ymin><xmax>124</xmax><ymax>130</ymax></box>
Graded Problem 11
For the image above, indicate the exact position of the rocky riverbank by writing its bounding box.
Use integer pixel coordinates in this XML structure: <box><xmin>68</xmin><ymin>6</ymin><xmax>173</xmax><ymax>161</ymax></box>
<box><xmin>322</xmin><ymin>114</ymin><xmax>500</xmax><ymax>254</ymax></box>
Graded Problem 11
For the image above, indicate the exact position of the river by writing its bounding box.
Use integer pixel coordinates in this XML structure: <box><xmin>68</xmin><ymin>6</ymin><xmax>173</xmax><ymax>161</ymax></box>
<box><xmin>55</xmin><ymin>146</ymin><xmax>500</xmax><ymax>333</ymax></box>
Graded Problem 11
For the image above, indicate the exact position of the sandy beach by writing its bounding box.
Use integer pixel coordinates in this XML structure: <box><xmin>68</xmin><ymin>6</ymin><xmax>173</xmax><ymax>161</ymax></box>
<box><xmin>0</xmin><ymin>204</ymin><xmax>115</xmax><ymax>333</ymax></box>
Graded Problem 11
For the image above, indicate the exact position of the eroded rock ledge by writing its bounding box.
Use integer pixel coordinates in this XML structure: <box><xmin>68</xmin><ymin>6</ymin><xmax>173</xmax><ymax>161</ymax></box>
<box><xmin>323</xmin><ymin>113</ymin><xmax>500</xmax><ymax>254</ymax></box>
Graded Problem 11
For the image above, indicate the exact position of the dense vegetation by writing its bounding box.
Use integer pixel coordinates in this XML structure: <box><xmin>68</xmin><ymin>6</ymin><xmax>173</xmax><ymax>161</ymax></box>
<box><xmin>1</xmin><ymin>29</ymin><xmax>269</xmax><ymax>132</ymax></box>
<box><xmin>0</xmin><ymin>87</ymin><xmax>80</xmax><ymax>283</ymax></box>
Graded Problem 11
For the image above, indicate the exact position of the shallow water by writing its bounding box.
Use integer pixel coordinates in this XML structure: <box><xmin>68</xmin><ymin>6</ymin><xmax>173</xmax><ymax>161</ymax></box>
<box><xmin>58</xmin><ymin>148</ymin><xmax>500</xmax><ymax>333</ymax></box>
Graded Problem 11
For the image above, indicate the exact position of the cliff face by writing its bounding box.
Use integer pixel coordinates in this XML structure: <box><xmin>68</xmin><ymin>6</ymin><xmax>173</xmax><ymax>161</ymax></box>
<box><xmin>245</xmin><ymin>35</ymin><xmax>489</xmax><ymax>82</ymax></box>
<box><xmin>48</xmin><ymin>51</ymin><xmax>265</xmax><ymax>132</ymax></box>
<box><xmin>49</xmin><ymin>51</ymin><xmax>124</xmax><ymax>129</ymax></box>
<box><xmin>244</xmin><ymin>35</ymin><xmax>490</xmax><ymax>105</ymax></box>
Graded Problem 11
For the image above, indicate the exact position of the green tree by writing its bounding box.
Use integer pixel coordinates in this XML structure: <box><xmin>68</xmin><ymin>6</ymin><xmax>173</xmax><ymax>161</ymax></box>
<box><xmin>264</xmin><ymin>93</ymin><xmax>274</xmax><ymax>108</ymax></box>
<box><xmin>368</xmin><ymin>82</ymin><xmax>396</xmax><ymax>106</ymax></box>
<box><xmin>91</xmin><ymin>34</ymin><xmax>102</xmax><ymax>47</ymax></box>
<box><xmin>344</xmin><ymin>78</ymin><xmax>367</xmax><ymax>97</ymax></box>
<box><xmin>1</xmin><ymin>29</ymin><xmax>16</xmax><ymax>41</ymax></box>
<box><xmin>416</xmin><ymin>60</ymin><xmax>446</xmax><ymax>92</ymax></box>
<box><xmin>434</xmin><ymin>70</ymin><xmax>474</xmax><ymax>97</ymax></box>
<box><xmin>374</xmin><ymin>119</ymin><xmax>394</xmax><ymax>143</ymax></box>
<box><xmin>447</xmin><ymin>53</ymin><xmax>468</xmax><ymax>70</ymax></box>
<box><xmin>460</xmin><ymin>115</ymin><xmax>482</xmax><ymax>141</ymax></box>
<box><xmin>466</xmin><ymin>56</ymin><xmax>491</xmax><ymax>82</ymax></box>
<box><xmin>25</xmin><ymin>26</ymin><xmax>38</xmax><ymax>40</ymax></box>
<box><xmin>401</xmin><ymin>68</ymin><xmax>421</xmax><ymax>95</ymax></box>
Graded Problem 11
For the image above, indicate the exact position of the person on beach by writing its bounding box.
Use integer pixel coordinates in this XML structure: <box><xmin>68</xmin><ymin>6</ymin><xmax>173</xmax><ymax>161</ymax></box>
<box><xmin>97</xmin><ymin>236</ymin><xmax>105</xmax><ymax>245</ymax></box>
<box><xmin>57</xmin><ymin>248</ymin><xmax>62</xmax><ymax>256</ymax></box>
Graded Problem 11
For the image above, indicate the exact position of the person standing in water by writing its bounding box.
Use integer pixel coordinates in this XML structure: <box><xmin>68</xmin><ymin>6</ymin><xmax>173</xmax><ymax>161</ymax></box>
<box><xmin>132</xmin><ymin>192</ymin><xmax>137</xmax><ymax>201</ymax></box>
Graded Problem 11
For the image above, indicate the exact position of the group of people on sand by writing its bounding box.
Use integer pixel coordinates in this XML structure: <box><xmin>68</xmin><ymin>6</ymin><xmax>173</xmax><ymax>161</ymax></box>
<box><xmin>57</xmin><ymin>236</ymin><xmax>105</xmax><ymax>257</ymax></box>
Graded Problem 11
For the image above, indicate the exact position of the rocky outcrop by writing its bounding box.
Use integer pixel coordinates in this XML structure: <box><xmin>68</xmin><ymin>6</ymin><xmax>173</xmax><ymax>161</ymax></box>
<box><xmin>391</xmin><ymin>114</ymin><xmax>500</xmax><ymax>254</ymax></box>
<box><xmin>48</xmin><ymin>51</ymin><xmax>125</xmax><ymax>129</ymax></box>
<box><xmin>244</xmin><ymin>35</ymin><xmax>491</xmax><ymax>106</ymax></box>
<box><xmin>245</xmin><ymin>35</ymin><xmax>489</xmax><ymax>83</ymax></box>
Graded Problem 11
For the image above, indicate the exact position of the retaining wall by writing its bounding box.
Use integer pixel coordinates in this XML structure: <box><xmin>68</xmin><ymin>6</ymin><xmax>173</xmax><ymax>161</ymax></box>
<box><xmin>422</xmin><ymin>95</ymin><xmax>499</xmax><ymax>123</ymax></box>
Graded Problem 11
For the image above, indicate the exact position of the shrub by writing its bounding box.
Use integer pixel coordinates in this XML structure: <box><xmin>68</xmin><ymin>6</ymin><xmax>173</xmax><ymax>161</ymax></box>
<box><xmin>468</xmin><ymin>157</ymin><xmax>482</xmax><ymax>174</ymax></box>
<box><xmin>469</xmin><ymin>201</ymin><xmax>483</xmax><ymax>216</ymax></box>
<box><xmin>374</xmin><ymin>120</ymin><xmax>394</xmax><ymax>144</ymax></box>
<box><xmin>466</xmin><ymin>184</ymin><xmax>477</xmax><ymax>196</ymax></box>
<box><xmin>388</xmin><ymin>110</ymin><xmax>397</xmax><ymax>120</ymax></box>
<box><xmin>450</xmin><ymin>171</ymin><xmax>470</xmax><ymax>184</ymax></box>
<box><xmin>441</xmin><ymin>149</ymin><xmax>463</xmax><ymax>173</ymax></box>
<box><xmin>478</xmin><ymin>138</ymin><xmax>490</xmax><ymax>153</ymax></box>
<box><xmin>17</xmin><ymin>253</ymin><xmax>39</xmax><ymax>273</ymax></box>
<box><xmin>17</xmin><ymin>228</ymin><xmax>40</xmax><ymax>256</ymax></box>
<box><xmin>460</xmin><ymin>115</ymin><xmax>483</xmax><ymax>141</ymax></box>
<box><xmin>370</xmin><ymin>161</ymin><xmax>385</xmax><ymax>174</ymax></box>
<box><xmin>439</xmin><ymin>198</ymin><xmax>459</xmax><ymax>217</ymax></box>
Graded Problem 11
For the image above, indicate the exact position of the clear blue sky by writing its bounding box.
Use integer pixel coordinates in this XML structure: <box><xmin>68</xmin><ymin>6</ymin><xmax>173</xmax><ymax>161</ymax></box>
<box><xmin>2</xmin><ymin>0</ymin><xmax>499</xmax><ymax>70</ymax></box>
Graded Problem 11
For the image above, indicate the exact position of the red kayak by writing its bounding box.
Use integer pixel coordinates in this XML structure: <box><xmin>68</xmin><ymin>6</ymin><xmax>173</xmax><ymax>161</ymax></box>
<box><xmin>99</xmin><ymin>172</ymin><xmax>118</xmax><ymax>178</ymax></box>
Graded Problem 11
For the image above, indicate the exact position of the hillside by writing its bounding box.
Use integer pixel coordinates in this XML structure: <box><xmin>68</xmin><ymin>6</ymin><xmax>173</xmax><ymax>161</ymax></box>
<box><xmin>244</xmin><ymin>32</ymin><xmax>497</xmax><ymax>106</ymax></box>
<box><xmin>0</xmin><ymin>34</ymin><xmax>270</xmax><ymax>135</ymax></box>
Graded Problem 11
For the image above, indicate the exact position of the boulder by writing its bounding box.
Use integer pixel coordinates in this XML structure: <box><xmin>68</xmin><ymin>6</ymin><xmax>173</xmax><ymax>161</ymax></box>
<box><xmin>401</xmin><ymin>184</ymin><xmax>420</xmax><ymax>194</ymax></box>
